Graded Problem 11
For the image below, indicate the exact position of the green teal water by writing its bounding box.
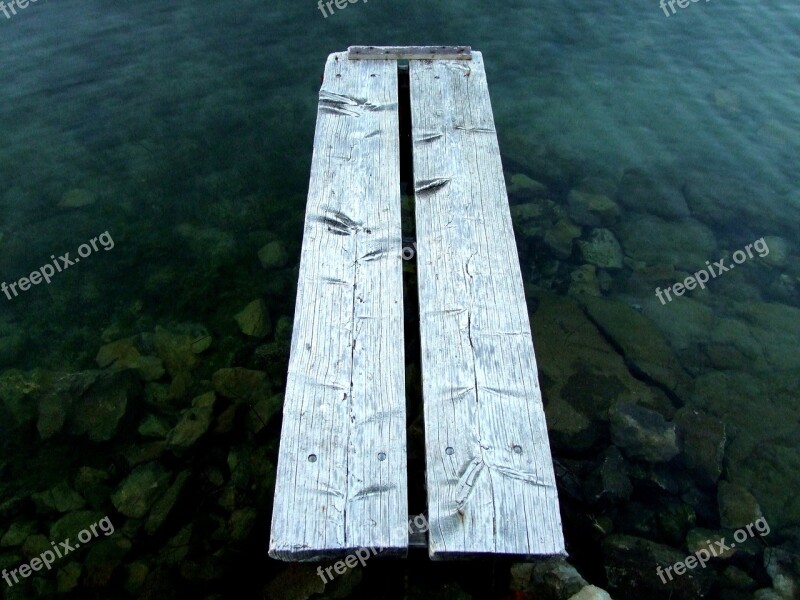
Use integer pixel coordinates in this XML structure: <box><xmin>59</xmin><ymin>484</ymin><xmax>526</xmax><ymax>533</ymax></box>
<box><xmin>0</xmin><ymin>1</ymin><xmax>798</xmax><ymax>598</ymax></box>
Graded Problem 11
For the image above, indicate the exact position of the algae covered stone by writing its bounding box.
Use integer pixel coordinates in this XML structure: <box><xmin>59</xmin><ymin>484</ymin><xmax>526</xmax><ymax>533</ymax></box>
<box><xmin>212</xmin><ymin>368</ymin><xmax>266</xmax><ymax>400</ymax></box>
<box><xmin>31</xmin><ymin>482</ymin><xmax>86</xmax><ymax>513</ymax></box>
<box><xmin>152</xmin><ymin>323</ymin><xmax>212</xmax><ymax>375</ymax></box>
<box><xmin>166</xmin><ymin>391</ymin><xmax>216</xmax><ymax>450</ymax></box>
<box><xmin>616</xmin><ymin>169</ymin><xmax>689</xmax><ymax>219</ymax></box>
<box><xmin>95</xmin><ymin>337</ymin><xmax>165</xmax><ymax>382</ymax></box>
<box><xmin>234</xmin><ymin>299</ymin><xmax>271</xmax><ymax>338</ymax></box>
<box><xmin>610</xmin><ymin>402</ymin><xmax>679</xmax><ymax>463</ymax></box>
<box><xmin>49</xmin><ymin>511</ymin><xmax>105</xmax><ymax>542</ymax></box>
<box><xmin>508</xmin><ymin>173</ymin><xmax>548</xmax><ymax>198</ymax></box>
<box><xmin>568</xmin><ymin>264</ymin><xmax>601</xmax><ymax>297</ymax></box>
<box><xmin>145</xmin><ymin>470</ymin><xmax>191</xmax><ymax>535</ymax></box>
<box><xmin>258</xmin><ymin>240</ymin><xmax>289</xmax><ymax>269</ymax></box>
<box><xmin>568</xmin><ymin>190</ymin><xmax>620</xmax><ymax>227</ymax></box>
<box><xmin>70</xmin><ymin>371</ymin><xmax>140</xmax><ymax>442</ymax></box>
<box><xmin>718</xmin><ymin>480</ymin><xmax>763</xmax><ymax>528</ymax></box>
<box><xmin>544</xmin><ymin>219</ymin><xmax>582</xmax><ymax>259</ymax></box>
<box><xmin>137</xmin><ymin>414</ymin><xmax>170</xmax><ymax>438</ymax></box>
<box><xmin>580</xmin><ymin>295</ymin><xmax>691</xmax><ymax>395</ymax></box>
<box><xmin>58</xmin><ymin>188</ymin><xmax>97</xmax><ymax>208</ymax></box>
<box><xmin>111</xmin><ymin>462</ymin><xmax>170</xmax><ymax>519</ymax></box>
<box><xmin>57</xmin><ymin>562</ymin><xmax>82</xmax><ymax>594</ymax></box>
<box><xmin>577</xmin><ymin>228</ymin><xmax>623</xmax><ymax>269</ymax></box>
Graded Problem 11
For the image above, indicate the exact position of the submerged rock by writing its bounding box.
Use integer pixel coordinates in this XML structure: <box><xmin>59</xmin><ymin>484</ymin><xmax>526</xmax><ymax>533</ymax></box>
<box><xmin>577</xmin><ymin>228</ymin><xmax>623</xmax><ymax>269</ymax></box>
<box><xmin>603</xmin><ymin>534</ymin><xmax>715</xmax><ymax>599</ymax></box>
<box><xmin>511</xmin><ymin>202</ymin><xmax>545</xmax><ymax>223</ymax></box>
<box><xmin>610</xmin><ymin>403</ymin><xmax>679</xmax><ymax>463</ymax></box>
<box><xmin>37</xmin><ymin>390</ymin><xmax>70</xmax><ymax>440</ymax></box>
<box><xmin>568</xmin><ymin>586</ymin><xmax>613</xmax><ymax>600</ymax></box>
<box><xmin>544</xmin><ymin>219</ymin><xmax>582</xmax><ymax>259</ymax></box>
<box><xmin>31</xmin><ymin>482</ymin><xmax>85</xmax><ymax>513</ymax></box>
<box><xmin>510</xmin><ymin>201</ymin><xmax>549</xmax><ymax>239</ymax></box>
<box><xmin>123</xmin><ymin>562</ymin><xmax>149</xmax><ymax>596</ymax></box>
<box><xmin>616</xmin><ymin>169</ymin><xmax>689</xmax><ymax>219</ymax></box>
<box><xmin>587</xmin><ymin>447</ymin><xmax>633</xmax><ymax>504</ymax></box>
<box><xmin>249</xmin><ymin>393</ymin><xmax>283</xmax><ymax>434</ymax></box>
<box><xmin>264</xmin><ymin>564</ymin><xmax>325</xmax><ymax>600</ymax></box>
<box><xmin>683</xmin><ymin>170</ymin><xmax>800</xmax><ymax>234</ymax></box>
<box><xmin>580</xmin><ymin>295</ymin><xmax>691</xmax><ymax>395</ymax></box>
<box><xmin>530</xmin><ymin>557</ymin><xmax>588</xmax><ymax>599</ymax></box>
<box><xmin>229</xmin><ymin>507</ymin><xmax>258</xmax><ymax>543</ymax></box>
<box><xmin>152</xmin><ymin>323</ymin><xmax>212</xmax><ymax>376</ymax></box>
<box><xmin>74</xmin><ymin>467</ymin><xmax>111</xmax><ymax>510</ymax></box>
<box><xmin>692</xmin><ymin>371</ymin><xmax>800</xmax><ymax>529</ymax></box>
<box><xmin>544</xmin><ymin>395</ymin><xmax>601</xmax><ymax>453</ymax></box>
<box><xmin>1</xmin><ymin>522</ymin><xmax>37</xmax><ymax>548</ymax></box>
<box><xmin>508</xmin><ymin>173</ymin><xmax>549</xmax><ymax>198</ymax></box>
<box><xmin>234</xmin><ymin>299</ymin><xmax>271</xmax><ymax>338</ymax></box>
<box><xmin>70</xmin><ymin>371</ymin><xmax>139</xmax><ymax>442</ymax></box>
<box><xmin>57</xmin><ymin>562</ymin><xmax>82</xmax><ymax>594</ymax></box>
<box><xmin>0</xmin><ymin>331</ymin><xmax>23</xmax><ymax>367</ymax></box>
<box><xmin>166</xmin><ymin>391</ymin><xmax>216</xmax><ymax>450</ymax></box>
<box><xmin>258</xmin><ymin>240</ymin><xmax>289</xmax><ymax>269</ymax></box>
<box><xmin>50</xmin><ymin>511</ymin><xmax>105</xmax><ymax>542</ymax></box>
<box><xmin>124</xmin><ymin>441</ymin><xmax>167</xmax><ymax>467</ymax></box>
<box><xmin>728</xmin><ymin>301</ymin><xmax>800</xmax><ymax>372</ymax></box>
<box><xmin>95</xmin><ymin>338</ymin><xmax>165</xmax><ymax>382</ymax></box>
<box><xmin>0</xmin><ymin>369</ymin><xmax>41</xmax><ymax>426</ymax></box>
<box><xmin>111</xmin><ymin>462</ymin><xmax>171</xmax><ymax>519</ymax></box>
<box><xmin>85</xmin><ymin>536</ymin><xmax>132</xmax><ymax>587</ymax></box>
<box><xmin>159</xmin><ymin>524</ymin><xmax>192</xmax><ymax>566</ymax></box>
<box><xmin>58</xmin><ymin>188</ymin><xmax>97</xmax><ymax>208</ymax></box>
<box><xmin>760</xmin><ymin>236</ymin><xmax>791</xmax><ymax>267</ymax></box>
<box><xmin>764</xmin><ymin>546</ymin><xmax>800</xmax><ymax>600</ymax></box>
<box><xmin>145</xmin><ymin>470</ymin><xmax>190</xmax><ymax>536</ymax></box>
<box><xmin>175</xmin><ymin>223</ymin><xmax>236</xmax><ymax>266</ymax></box>
<box><xmin>568</xmin><ymin>264</ymin><xmax>601</xmax><ymax>297</ymax></box>
<box><xmin>212</xmin><ymin>368</ymin><xmax>267</xmax><ymax>401</ymax></box>
<box><xmin>137</xmin><ymin>414</ymin><xmax>170</xmax><ymax>439</ymax></box>
<box><xmin>718</xmin><ymin>480</ymin><xmax>763</xmax><ymax>528</ymax></box>
<box><xmin>617</xmin><ymin>214</ymin><xmax>716</xmax><ymax>271</ymax></box>
<box><xmin>675</xmin><ymin>407</ymin><xmax>726</xmax><ymax>487</ymax></box>
<box><xmin>532</xmin><ymin>293</ymin><xmax>674</xmax><ymax>427</ymax></box>
<box><xmin>568</xmin><ymin>190</ymin><xmax>620</xmax><ymax>227</ymax></box>
<box><xmin>686</xmin><ymin>528</ymin><xmax>736</xmax><ymax>560</ymax></box>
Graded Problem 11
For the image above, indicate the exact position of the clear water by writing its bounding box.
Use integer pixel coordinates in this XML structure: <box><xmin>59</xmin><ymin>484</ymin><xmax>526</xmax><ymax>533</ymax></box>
<box><xmin>1</xmin><ymin>0</ymin><xmax>798</xmax><ymax>598</ymax></box>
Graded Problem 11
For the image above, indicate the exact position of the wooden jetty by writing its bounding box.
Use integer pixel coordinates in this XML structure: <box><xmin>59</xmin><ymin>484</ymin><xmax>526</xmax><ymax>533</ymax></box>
<box><xmin>269</xmin><ymin>46</ymin><xmax>565</xmax><ymax>561</ymax></box>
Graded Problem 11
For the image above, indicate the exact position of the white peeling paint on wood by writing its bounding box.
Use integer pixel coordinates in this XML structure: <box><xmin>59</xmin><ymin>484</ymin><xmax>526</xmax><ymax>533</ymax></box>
<box><xmin>348</xmin><ymin>45</ymin><xmax>472</xmax><ymax>60</ymax></box>
<box><xmin>269</xmin><ymin>52</ymin><xmax>408</xmax><ymax>561</ymax></box>
<box><xmin>410</xmin><ymin>52</ymin><xmax>566</xmax><ymax>559</ymax></box>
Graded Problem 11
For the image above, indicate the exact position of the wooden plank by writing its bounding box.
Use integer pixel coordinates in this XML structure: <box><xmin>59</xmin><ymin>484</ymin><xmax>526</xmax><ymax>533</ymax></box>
<box><xmin>269</xmin><ymin>52</ymin><xmax>408</xmax><ymax>561</ymax></box>
<box><xmin>348</xmin><ymin>45</ymin><xmax>471</xmax><ymax>60</ymax></box>
<box><xmin>410</xmin><ymin>52</ymin><xmax>565</xmax><ymax>559</ymax></box>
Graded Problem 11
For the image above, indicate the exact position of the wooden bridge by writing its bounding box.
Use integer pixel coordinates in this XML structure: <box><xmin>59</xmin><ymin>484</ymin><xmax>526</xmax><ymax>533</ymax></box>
<box><xmin>269</xmin><ymin>46</ymin><xmax>565</xmax><ymax>561</ymax></box>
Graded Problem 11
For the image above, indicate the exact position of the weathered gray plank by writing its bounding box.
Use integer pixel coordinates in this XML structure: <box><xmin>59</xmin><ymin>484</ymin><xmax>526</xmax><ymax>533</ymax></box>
<box><xmin>269</xmin><ymin>52</ymin><xmax>408</xmax><ymax>561</ymax></box>
<box><xmin>348</xmin><ymin>45</ymin><xmax>471</xmax><ymax>60</ymax></box>
<box><xmin>410</xmin><ymin>52</ymin><xmax>565</xmax><ymax>559</ymax></box>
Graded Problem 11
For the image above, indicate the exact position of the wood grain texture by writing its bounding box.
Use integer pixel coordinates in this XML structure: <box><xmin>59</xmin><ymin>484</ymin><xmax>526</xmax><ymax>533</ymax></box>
<box><xmin>348</xmin><ymin>46</ymin><xmax>472</xmax><ymax>60</ymax></box>
<box><xmin>410</xmin><ymin>52</ymin><xmax>565</xmax><ymax>559</ymax></box>
<box><xmin>269</xmin><ymin>52</ymin><xmax>408</xmax><ymax>561</ymax></box>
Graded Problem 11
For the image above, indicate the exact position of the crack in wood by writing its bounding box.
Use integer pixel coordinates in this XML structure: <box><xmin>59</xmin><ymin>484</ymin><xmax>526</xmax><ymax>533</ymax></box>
<box><xmin>415</xmin><ymin>177</ymin><xmax>451</xmax><ymax>195</ymax></box>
